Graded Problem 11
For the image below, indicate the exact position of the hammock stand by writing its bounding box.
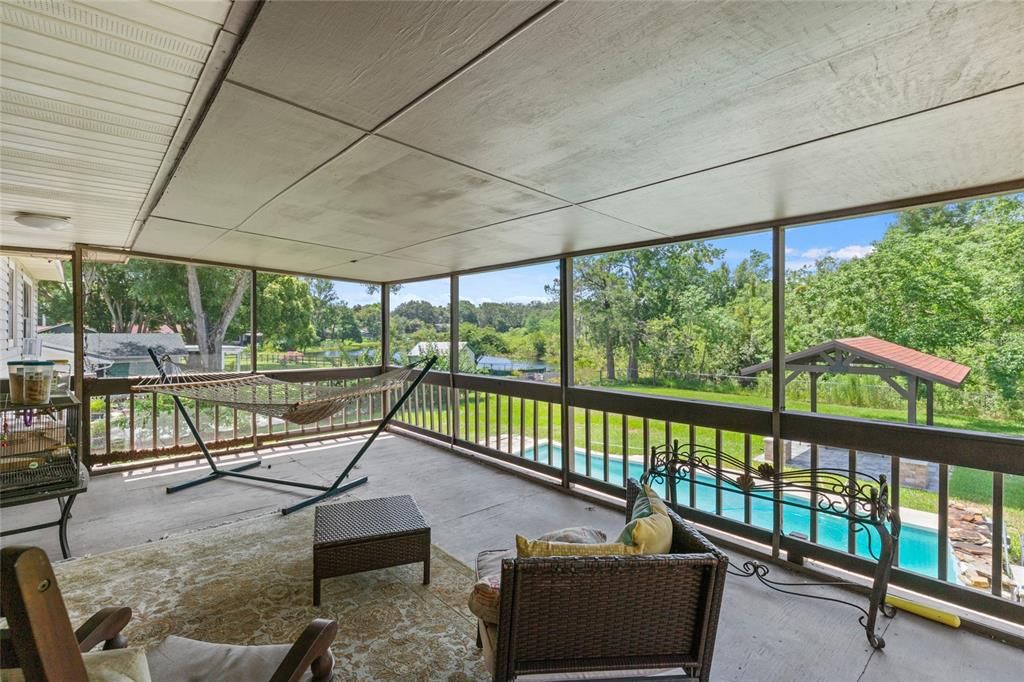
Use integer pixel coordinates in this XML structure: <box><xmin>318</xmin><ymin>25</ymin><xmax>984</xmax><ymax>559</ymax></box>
<box><xmin>138</xmin><ymin>348</ymin><xmax>437</xmax><ymax>515</ymax></box>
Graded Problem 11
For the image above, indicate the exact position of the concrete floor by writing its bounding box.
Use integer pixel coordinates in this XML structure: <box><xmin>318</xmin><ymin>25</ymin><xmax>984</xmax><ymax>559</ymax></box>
<box><xmin>2</xmin><ymin>433</ymin><xmax>1020</xmax><ymax>681</ymax></box>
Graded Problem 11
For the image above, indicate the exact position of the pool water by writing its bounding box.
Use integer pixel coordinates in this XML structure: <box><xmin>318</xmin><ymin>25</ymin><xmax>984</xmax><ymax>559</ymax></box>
<box><xmin>523</xmin><ymin>443</ymin><xmax>958</xmax><ymax>583</ymax></box>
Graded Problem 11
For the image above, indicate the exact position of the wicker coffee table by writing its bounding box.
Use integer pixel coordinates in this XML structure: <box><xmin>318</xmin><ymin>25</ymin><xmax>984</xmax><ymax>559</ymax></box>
<box><xmin>313</xmin><ymin>495</ymin><xmax>431</xmax><ymax>606</ymax></box>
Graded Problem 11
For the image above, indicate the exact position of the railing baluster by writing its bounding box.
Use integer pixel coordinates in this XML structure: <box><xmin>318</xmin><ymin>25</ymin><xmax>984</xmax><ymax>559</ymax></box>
<box><xmin>429</xmin><ymin>383</ymin><xmax>436</xmax><ymax>432</ymax></box>
<box><xmin>546</xmin><ymin>401</ymin><xmax>553</xmax><ymax>465</ymax></box>
<box><xmin>214</xmin><ymin>403</ymin><xmax>220</xmax><ymax>443</ymax></box>
<box><xmin>520</xmin><ymin>397</ymin><xmax>526</xmax><ymax>458</ymax></box>
<box><xmin>532</xmin><ymin>400</ymin><xmax>539</xmax><ymax>461</ymax></box>
<box><xmin>129</xmin><ymin>392</ymin><xmax>135</xmax><ymax>453</ymax></box>
<box><xmin>104</xmin><ymin>395</ymin><xmax>111</xmax><ymax>455</ymax></box>
<box><xmin>938</xmin><ymin>463</ymin><xmax>949</xmax><ymax>582</ymax></box>
<box><xmin>233</xmin><ymin>408</ymin><xmax>239</xmax><ymax>440</ymax></box>
<box><xmin>688</xmin><ymin>424</ymin><xmax>696</xmax><ymax>508</ymax></box>
<box><xmin>495</xmin><ymin>394</ymin><xmax>502</xmax><ymax>450</ymax></box>
<box><xmin>621</xmin><ymin>414</ymin><xmax>628</xmax><ymax>488</ymax></box>
<box><xmin>743</xmin><ymin>433</ymin><xmax>752</xmax><ymax>525</ymax></box>
<box><xmin>602</xmin><ymin>411</ymin><xmax>610</xmax><ymax>483</ymax></box>
<box><xmin>152</xmin><ymin>394</ymin><xmax>158</xmax><ymax>450</ymax></box>
<box><xmin>810</xmin><ymin>439</ymin><xmax>819</xmax><ymax>543</ymax></box>
<box><xmin>584</xmin><ymin>408</ymin><xmax>592</xmax><ymax>478</ymax></box>
<box><xmin>642</xmin><ymin>418</ymin><xmax>650</xmax><ymax>473</ymax></box>
<box><xmin>891</xmin><ymin>454</ymin><xmax>901</xmax><ymax>566</ymax></box>
<box><xmin>475</xmin><ymin>391</ymin><xmax>481</xmax><ymax>444</ymax></box>
<box><xmin>507</xmin><ymin>395</ymin><xmax>513</xmax><ymax>454</ymax></box>
<box><xmin>715</xmin><ymin>429</ymin><xmax>723</xmax><ymax>516</ymax></box>
<box><xmin>485</xmin><ymin>393</ymin><xmax>491</xmax><ymax>449</ymax></box>
<box><xmin>173</xmin><ymin>399</ymin><xmax>180</xmax><ymax>447</ymax></box>
<box><xmin>848</xmin><ymin>448</ymin><xmax>857</xmax><ymax>555</ymax></box>
<box><xmin>992</xmin><ymin>473</ymin><xmax>1004</xmax><ymax>597</ymax></box>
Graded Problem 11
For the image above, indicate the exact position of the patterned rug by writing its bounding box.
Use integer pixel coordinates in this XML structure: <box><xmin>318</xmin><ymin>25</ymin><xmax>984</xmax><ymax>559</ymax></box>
<box><xmin>52</xmin><ymin>510</ymin><xmax>487</xmax><ymax>681</ymax></box>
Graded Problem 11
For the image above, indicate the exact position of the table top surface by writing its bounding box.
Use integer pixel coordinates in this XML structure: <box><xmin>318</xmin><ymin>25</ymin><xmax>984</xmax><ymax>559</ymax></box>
<box><xmin>314</xmin><ymin>495</ymin><xmax>428</xmax><ymax>546</ymax></box>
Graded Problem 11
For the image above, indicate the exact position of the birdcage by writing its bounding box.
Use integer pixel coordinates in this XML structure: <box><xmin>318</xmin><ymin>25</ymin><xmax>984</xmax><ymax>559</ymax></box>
<box><xmin>0</xmin><ymin>395</ymin><xmax>80</xmax><ymax>495</ymax></box>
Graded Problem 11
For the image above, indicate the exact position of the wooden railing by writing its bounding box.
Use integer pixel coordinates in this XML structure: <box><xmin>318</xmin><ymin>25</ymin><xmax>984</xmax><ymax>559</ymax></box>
<box><xmin>389</xmin><ymin>369</ymin><xmax>1024</xmax><ymax>625</ymax></box>
<box><xmin>81</xmin><ymin>366</ymin><xmax>384</xmax><ymax>468</ymax></box>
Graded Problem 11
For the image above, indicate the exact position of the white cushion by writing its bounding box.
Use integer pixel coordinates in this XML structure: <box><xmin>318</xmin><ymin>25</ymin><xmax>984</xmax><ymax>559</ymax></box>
<box><xmin>1</xmin><ymin>647</ymin><xmax>151</xmax><ymax>682</ymax></box>
<box><xmin>146</xmin><ymin>635</ymin><xmax>308</xmax><ymax>682</ymax></box>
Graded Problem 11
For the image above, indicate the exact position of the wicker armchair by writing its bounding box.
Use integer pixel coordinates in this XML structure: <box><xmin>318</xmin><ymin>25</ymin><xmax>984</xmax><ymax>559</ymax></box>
<box><xmin>477</xmin><ymin>478</ymin><xmax>728</xmax><ymax>681</ymax></box>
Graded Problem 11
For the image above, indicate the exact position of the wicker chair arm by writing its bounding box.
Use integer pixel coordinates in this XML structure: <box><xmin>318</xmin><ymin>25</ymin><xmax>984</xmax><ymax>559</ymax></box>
<box><xmin>75</xmin><ymin>606</ymin><xmax>132</xmax><ymax>652</ymax></box>
<box><xmin>269</xmin><ymin>618</ymin><xmax>337</xmax><ymax>682</ymax></box>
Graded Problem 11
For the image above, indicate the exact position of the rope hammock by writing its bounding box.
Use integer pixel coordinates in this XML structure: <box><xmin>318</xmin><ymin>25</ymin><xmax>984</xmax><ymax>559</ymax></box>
<box><xmin>132</xmin><ymin>359</ymin><xmax>418</xmax><ymax>425</ymax></box>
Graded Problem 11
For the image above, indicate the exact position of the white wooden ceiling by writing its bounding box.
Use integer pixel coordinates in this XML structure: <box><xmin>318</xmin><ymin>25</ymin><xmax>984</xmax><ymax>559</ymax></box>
<box><xmin>5</xmin><ymin>1</ymin><xmax>1023</xmax><ymax>282</ymax></box>
<box><xmin>0</xmin><ymin>0</ymin><xmax>236</xmax><ymax>248</ymax></box>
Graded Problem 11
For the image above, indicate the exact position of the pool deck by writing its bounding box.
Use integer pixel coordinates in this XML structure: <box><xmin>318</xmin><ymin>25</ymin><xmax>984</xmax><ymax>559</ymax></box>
<box><xmin>2</xmin><ymin>432</ymin><xmax>1020</xmax><ymax>681</ymax></box>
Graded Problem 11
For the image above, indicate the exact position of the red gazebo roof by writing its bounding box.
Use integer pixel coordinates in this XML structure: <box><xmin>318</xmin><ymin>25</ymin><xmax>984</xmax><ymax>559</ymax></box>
<box><xmin>741</xmin><ymin>335</ymin><xmax>971</xmax><ymax>388</ymax></box>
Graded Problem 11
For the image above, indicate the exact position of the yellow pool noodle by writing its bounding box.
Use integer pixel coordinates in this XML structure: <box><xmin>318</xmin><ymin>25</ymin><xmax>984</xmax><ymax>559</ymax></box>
<box><xmin>885</xmin><ymin>595</ymin><xmax>961</xmax><ymax>628</ymax></box>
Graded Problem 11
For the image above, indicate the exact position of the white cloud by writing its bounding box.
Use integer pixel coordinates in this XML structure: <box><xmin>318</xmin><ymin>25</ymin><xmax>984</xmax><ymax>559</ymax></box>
<box><xmin>800</xmin><ymin>247</ymin><xmax>831</xmax><ymax>259</ymax></box>
<box><xmin>787</xmin><ymin>244</ymin><xmax>875</xmax><ymax>271</ymax></box>
<box><xmin>832</xmin><ymin>244</ymin><xmax>875</xmax><ymax>259</ymax></box>
<box><xmin>798</xmin><ymin>244</ymin><xmax>875</xmax><ymax>261</ymax></box>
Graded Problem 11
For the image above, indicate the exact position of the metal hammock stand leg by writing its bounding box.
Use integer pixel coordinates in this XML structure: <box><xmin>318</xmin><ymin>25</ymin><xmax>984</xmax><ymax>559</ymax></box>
<box><xmin>153</xmin><ymin>349</ymin><xmax>438</xmax><ymax>515</ymax></box>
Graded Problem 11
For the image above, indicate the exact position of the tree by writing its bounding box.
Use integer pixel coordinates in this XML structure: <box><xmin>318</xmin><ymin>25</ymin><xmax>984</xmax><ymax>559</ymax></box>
<box><xmin>185</xmin><ymin>265</ymin><xmax>249</xmax><ymax>369</ymax></box>
<box><xmin>258</xmin><ymin>275</ymin><xmax>317</xmax><ymax>350</ymax></box>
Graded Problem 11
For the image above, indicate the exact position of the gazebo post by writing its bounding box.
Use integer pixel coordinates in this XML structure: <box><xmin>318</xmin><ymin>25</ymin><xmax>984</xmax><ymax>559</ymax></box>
<box><xmin>907</xmin><ymin>375</ymin><xmax>917</xmax><ymax>425</ymax></box>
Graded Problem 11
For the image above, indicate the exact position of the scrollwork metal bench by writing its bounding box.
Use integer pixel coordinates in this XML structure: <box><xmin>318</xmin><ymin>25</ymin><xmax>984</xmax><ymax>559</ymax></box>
<box><xmin>642</xmin><ymin>439</ymin><xmax>901</xmax><ymax>649</ymax></box>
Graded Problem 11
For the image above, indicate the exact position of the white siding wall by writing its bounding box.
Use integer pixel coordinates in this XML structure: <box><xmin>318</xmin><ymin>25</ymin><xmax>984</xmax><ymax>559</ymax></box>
<box><xmin>0</xmin><ymin>255</ymin><xmax>36</xmax><ymax>364</ymax></box>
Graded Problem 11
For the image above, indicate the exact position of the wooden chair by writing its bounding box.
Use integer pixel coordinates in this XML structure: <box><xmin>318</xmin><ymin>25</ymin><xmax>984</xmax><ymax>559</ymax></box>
<box><xmin>0</xmin><ymin>546</ymin><xmax>337</xmax><ymax>682</ymax></box>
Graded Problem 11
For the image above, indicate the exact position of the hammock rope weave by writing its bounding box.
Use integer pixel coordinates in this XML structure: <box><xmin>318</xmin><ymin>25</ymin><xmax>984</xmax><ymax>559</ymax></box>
<box><xmin>132</xmin><ymin>361</ymin><xmax>418</xmax><ymax>425</ymax></box>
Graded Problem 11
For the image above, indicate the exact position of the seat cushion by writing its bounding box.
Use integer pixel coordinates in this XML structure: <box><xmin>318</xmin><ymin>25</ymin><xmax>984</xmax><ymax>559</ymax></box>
<box><xmin>536</xmin><ymin>526</ymin><xmax>608</xmax><ymax>544</ymax></box>
<box><xmin>476</xmin><ymin>548</ymin><xmax>514</xmax><ymax>580</ymax></box>
<box><xmin>146</xmin><ymin>636</ymin><xmax>309</xmax><ymax>682</ymax></box>
<box><xmin>1</xmin><ymin>648</ymin><xmax>152</xmax><ymax>682</ymax></box>
<box><xmin>515</xmin><ymin>535</ymin><xmax>642</xmax><ymax>558</ymax></box>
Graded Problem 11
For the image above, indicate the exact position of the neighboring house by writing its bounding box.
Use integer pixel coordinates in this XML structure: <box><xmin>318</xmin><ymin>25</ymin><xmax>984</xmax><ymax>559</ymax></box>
<box><xmin>475</xmin><ymin>355</ymin><xmax>549</xmax><ymax>375</ymax></box>
<box><xmin>408</xmin><ymin>341</ymin><xmax>476</xmax><ymax>367</ymax></box>
<box><xmin>42</xmin><ymin>333</ymin><xmax>187</xmax><ymax>377</ymax></box>
<box><xmin>0</xmin><ymin>254</ymin><xmax>64</xmax><ymax>377</ymax></box>
<box><xmin>39</xmin><ymin>323</ymin><xmax>97</xmax><ymax>335</ymax></box>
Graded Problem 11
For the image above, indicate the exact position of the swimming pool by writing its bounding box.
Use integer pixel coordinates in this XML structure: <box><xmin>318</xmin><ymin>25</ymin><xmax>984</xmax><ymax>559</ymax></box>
<box><xmin>522</xmin><ymin>443</ymin><xmax>958</xmax><ymax>583</ymax></box>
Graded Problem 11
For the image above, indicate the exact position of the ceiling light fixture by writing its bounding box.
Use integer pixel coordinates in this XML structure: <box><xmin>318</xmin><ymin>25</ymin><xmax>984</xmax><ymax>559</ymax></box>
<box><xmin>14</xmin><ymin>213</ymin><xmax>72</xmax><ymax>231</ymax></box>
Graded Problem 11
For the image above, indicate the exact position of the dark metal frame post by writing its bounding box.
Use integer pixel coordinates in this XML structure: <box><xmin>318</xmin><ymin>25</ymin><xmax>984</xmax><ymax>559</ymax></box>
<box><xmin>71</xmin><ymin>245</ymin><xmax>88</xmax><ymax>468</ymax></box>
<box><xmin>381</xmin><ymin>284</ymin><xmax>391</xmax><ymax>414</ymax></box>
<box><xmin>559</xmin><ymin>257</ymin><xmax>574</xmax><ymax>488</ymax></box>
<box><xmin>450</xmin><ymin>275</ymin><xmax>459</xmax><ymax>446</ymax></box>
<box><xmin>771</xmin><ymin>226</ymin><xmax>786</xmax><ymax>558</ymax></box>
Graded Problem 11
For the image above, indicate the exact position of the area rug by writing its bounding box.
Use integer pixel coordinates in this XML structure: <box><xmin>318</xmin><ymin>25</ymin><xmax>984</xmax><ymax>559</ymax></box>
<box><xmin>51</xmin><ymin>510</ymin><xmax>487</xmax><ymax>681</ymax></box>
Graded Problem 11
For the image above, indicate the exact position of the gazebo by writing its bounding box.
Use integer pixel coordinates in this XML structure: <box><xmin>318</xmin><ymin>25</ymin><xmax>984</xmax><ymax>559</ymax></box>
<box><xmin>741</xmin><ymin>335</ymin><xmax>971</xmax><ymax>426</ymax></box>
<box><xmin>741</xmin><ymin>336</ymin><xmax>971</xmax><ymax>489</ymax></box>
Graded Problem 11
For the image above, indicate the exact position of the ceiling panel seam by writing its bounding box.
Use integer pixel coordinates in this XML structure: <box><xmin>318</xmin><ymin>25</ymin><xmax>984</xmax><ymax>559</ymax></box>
<box><xmin>216</xmin><ymin>2</ymin><xmax>568</xmax><ymax>235</ymax></box>
<box><xmin>125</xmin><ymin>0</ymin><xmax>263</xmax><ymax>249</ymax></box>
<box><xmin>579</xmin><ymin>81</ymin><xmax>1024</xmax><ymax>208</ymax></box>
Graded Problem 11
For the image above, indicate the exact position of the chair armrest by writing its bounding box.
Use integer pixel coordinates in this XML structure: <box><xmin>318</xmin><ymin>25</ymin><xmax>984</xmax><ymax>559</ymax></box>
<box><xmin>269</xmin><ymin>618</ymin><xmax>338</xmax><ymax>682</ymax></box>
<box><xmin>75</xmin><ymin>606</ymin><xmax>132</xmax><ymax>652</ymax></box>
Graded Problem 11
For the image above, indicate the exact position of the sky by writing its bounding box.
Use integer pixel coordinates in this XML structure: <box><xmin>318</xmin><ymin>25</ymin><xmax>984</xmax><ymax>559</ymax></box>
<box><xmin>332</xmin><ymin>212</ymin><xmax>899</xmax><ymax>306</ymax></box>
